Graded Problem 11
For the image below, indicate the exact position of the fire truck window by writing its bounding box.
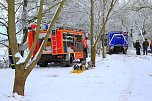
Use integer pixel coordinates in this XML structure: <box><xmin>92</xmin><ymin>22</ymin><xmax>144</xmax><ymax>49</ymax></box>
<box><xmin>74</xmin><ymin>36</ymin><xmax>77</xmax><ymax>41</ymax></box>
<box><xmin>63</xmin><ymin>32</ymin><xmax>73</xmax><ymax>43</ymax></box>
<box><xmin>75</xmin><ymin>35</ymin><xmax>82</xmax><ymax>42</ymax></box>
<box><xmin>63</xmin><ymin>42</ymin><xmax>67</xmax><ymax>52</ymax></box>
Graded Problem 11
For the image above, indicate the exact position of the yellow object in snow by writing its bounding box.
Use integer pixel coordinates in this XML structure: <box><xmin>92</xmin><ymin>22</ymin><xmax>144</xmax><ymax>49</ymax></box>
<box><xmin>71</xmin><ymin>62</ymin><xmax>87</xmax><ymax>74</ymax></box>
<box><xmin>71</xmin><ymin>70</ymin><xmax>83</xmax><ymax>74</ymax></box>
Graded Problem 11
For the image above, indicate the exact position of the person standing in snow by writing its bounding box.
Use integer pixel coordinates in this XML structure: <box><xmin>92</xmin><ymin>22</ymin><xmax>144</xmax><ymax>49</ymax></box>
<box><xmin>142</xmin><ymin>39</ymin><xmax>149</xmax><ymax>55</ymax></box>
<box><xmin>134</xmin><ymin>40</ymin><xmax>141</xmax><ymax>55</ymax></box>
<box><xmin>82</xmin><ymin>37</ymin><xmax>88</xmax><ymax>59</ymax></box>
<box><xmin>150</xmin><ymin>40</ymin><xmax>152</xmax><ymax>53</ymax></box>
<box><xmin>8</xmin><ymin>48</ymin><xmax>15</xmax><ymax>69</ymax></box>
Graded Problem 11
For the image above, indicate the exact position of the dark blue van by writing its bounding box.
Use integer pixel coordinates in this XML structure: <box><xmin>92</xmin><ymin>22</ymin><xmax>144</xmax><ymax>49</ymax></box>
<box><xmin>104</xmin><ymin>31</ymin><xmax>128</xmax><ymax>54</ymax></box>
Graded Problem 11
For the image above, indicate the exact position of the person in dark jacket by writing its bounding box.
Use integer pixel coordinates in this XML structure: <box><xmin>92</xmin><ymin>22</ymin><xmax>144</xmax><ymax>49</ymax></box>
<box><xmin>142</xmin><ymin>39</ymin><xmax>149</xmax><ymax>55</ymax></box>
<box><xmin>8</xmin><ymin>48</ymin><xmax>15</xmax><ymax>69</ymax></box>
<box><xmin>150</xmin><ymin>40</ymin><xmax>152</xmax><ymax>53</ymax></box>
<box><xmin>134</xmin><ymin>40</ymin><xmax>141</xmax><ymax>55</ymax></box>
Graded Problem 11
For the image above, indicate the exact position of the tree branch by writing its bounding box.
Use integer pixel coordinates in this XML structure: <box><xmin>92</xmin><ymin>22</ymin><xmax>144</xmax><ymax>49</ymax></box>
<box><xmin>24</xmin><ymin>0</ymin><xmax>44</xmax><ymax>65</ymax></box>
<box><xmin>94</xmin><ymin>0</ymin><xmax>117</xmax><ymax>47</ymax></box>
<box><xmin>24</xmin><ymin>0</ymin><xmax>66</xmax><ymax>78</ymax></box>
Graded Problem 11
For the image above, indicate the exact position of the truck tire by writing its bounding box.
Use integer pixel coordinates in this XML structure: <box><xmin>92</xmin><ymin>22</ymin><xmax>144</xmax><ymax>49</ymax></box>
<box><xmin>65</xmin><ymin>55</ymin><xmax>73</xmax><ymax>67</ymax></box>
<box><xmin>61</xmin><ymin>54</ymin><xmax>73</xmax><ymax>67</ymax></box>
<box><xmin>109</xmin><ymin>50</ymin><xmax>112</xmax><ymax>55</ymax></box>
<box><xmin>39</xmin><ymin>62</ymin><xmax>48</xmax><ymax>67</ymax></box>
<box><xmin>123</xmin><ymin>50</ymin><xmax>127</xmax><ymax>54</ymax></box>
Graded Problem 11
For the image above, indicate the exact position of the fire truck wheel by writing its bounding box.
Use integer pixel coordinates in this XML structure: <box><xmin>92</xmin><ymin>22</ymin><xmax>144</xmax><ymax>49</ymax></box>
<box><xmin>65</xmin><ymin>55</ymin><xmax>73</xmax><ymax>67</ymax></box>
<box><xmin>39</xmin><ymin>62</ymin><xmax>48</xmax><ymax>67</ymax></box>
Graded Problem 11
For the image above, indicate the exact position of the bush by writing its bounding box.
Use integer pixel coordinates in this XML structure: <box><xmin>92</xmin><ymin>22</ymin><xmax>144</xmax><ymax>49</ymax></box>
<box><xmin>0</xmin><ymin>58</ymin><xmax>9</xmax><ymax>69</ymax></box>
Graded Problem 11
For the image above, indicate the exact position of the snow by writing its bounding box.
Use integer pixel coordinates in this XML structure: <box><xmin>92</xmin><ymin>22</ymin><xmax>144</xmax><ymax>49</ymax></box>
<box><xmin>0</xmin><ymin>46</ymin><xmax>7</xmax><ymax>60</ymax></box>
<box><xmin>15</xmin><ymin>52</ymin><xmax>26</xmax><ymax>64</ymax></box>
<box><xmin>1</xmin><ymin>48</ymin><xmax>152</xmax><ymax>101</ymax></box>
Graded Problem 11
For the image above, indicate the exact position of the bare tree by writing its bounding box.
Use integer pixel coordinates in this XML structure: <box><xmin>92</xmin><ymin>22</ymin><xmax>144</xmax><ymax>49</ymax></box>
<box><xmin>8</xmin><ymin>0</ymin><xmax>66</xmax><ymax>96</ymax></box>
<box><xmin>90</xmin><ymin>0</ymin><xmax>117</xmax><ymax>67</ymax></box>
<box><xmin>119</xmin><ymin>0</ymin><xmax>152</xmax><ymax>41</ymax></box>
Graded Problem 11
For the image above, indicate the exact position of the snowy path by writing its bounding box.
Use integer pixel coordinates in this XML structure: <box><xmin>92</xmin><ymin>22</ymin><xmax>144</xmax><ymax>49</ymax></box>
<box><xmin>0</xmin><ymin>50</ymin><xmax>152</xmax><ymax>101</ymax></box>
<box><xmin>99</xmin><ymin>54</ymin><xmax>152</xmax><ymax>101</ymax></box>
<box><xmin>93</xmin><ymin>49</ymin><xmax>152</xmax><ymax>101</ymax></box>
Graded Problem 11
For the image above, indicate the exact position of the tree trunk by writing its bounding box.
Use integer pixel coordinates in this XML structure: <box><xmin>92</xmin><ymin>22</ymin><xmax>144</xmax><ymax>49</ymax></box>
<box><xmin>13</xmin><ymin>64</ymin><xmax>26</xmax><ymax>96</ymax></box>
<box><xmin>90</xmin><ymin>0</ymin><xmax>95</xmax><ymax>67</ymax></box>
<box><xmin>102</xmin><ymin>39</ymin><xmax>106</xmax><ymax>58</ymax></box>
<box><xmin>102</xmin><ymin>0</ymin><xmax>106</xmax><ymax>58</ymax></box>
<box><xmin>91</xmin><ymin>46</ymin><xmax>96</xmax><ymax>67</ymax></box>
<box><xmin>8</xmin><ymin>0</ymin><xmax>18</xmax><ymax>60</ymax></box>
<box><xmin>8</xmin><ymin>0</ymin><xmax>66</xmax><ymax>96</ymax></box>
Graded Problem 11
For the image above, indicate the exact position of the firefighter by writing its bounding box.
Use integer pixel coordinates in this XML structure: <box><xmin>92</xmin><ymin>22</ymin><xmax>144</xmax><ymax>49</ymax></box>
<box><xmin>28</xmin><ymin>23</ymin><xmax>39</xmax><ymax>59</ymax></box>
<box><xmin>150</xmin><ymin>40</ymin><xmax>152</xmax><ymax>53</ymax></box>
<box><xmin>82</xmin><ymin>37</ymin><xmax>88</xmax><ymax>59</ymax></box>
<box><xmin>8</xmin><ymin>48</ymin><xmax>15</xmax><ymax>69</ymax></box>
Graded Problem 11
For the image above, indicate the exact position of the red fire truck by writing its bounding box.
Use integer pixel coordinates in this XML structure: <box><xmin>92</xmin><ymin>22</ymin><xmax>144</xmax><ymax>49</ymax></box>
<box><xmin>28</xmin><ymin>25</ymin><xmax>88</xmax><ymax>67</ymax></box>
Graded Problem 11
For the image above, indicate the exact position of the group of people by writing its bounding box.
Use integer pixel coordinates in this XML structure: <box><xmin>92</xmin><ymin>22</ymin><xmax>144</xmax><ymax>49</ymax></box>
<box><xmin>134</xmin><ymin>39</ymin><xmax>152</xmax><ymax>55</ymax></box>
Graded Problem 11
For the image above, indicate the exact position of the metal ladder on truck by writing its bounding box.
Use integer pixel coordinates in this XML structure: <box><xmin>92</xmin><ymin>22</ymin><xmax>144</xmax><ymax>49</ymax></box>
<box><xmin>51</xmin><ymin>31</ymin><xmax>58</xmax><ymax>55</ymax></box>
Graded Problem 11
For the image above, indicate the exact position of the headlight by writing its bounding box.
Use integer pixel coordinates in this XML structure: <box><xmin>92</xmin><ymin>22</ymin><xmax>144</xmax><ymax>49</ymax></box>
<box><xmin>110</xmin><ymin>46</ymin><xmax>114</xmax><ymax>49</ymax></box>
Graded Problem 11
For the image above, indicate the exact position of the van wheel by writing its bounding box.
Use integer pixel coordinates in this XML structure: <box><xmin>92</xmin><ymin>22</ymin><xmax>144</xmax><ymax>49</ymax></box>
<box><xmin>123</xmin><ymin>50</ymin><xmax>127</xmax><ymax>54</ymax></box>
<box><xmin>109</xmin><ymin>50</ymin><xmax>112</xmax><ymax>55</ymax></box>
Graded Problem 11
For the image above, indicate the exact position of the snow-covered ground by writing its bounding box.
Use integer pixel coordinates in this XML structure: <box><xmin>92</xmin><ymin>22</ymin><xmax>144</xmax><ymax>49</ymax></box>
<box><xmin>0</xmin><ymin>48</ymin><xmax>152</xmax><ymax>101</ymax></box>
<box><xmin>0</xmin><ymin>46</ymin><xmax>7</xmax><ymax>60</ymax></box>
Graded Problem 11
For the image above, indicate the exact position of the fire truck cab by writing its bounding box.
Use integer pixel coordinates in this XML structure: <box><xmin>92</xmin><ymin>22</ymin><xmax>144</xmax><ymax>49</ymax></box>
<box><xmin>28</xmin><ymin>25</ymin><xmax>88</xmax><ymax>67</ymax></box>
